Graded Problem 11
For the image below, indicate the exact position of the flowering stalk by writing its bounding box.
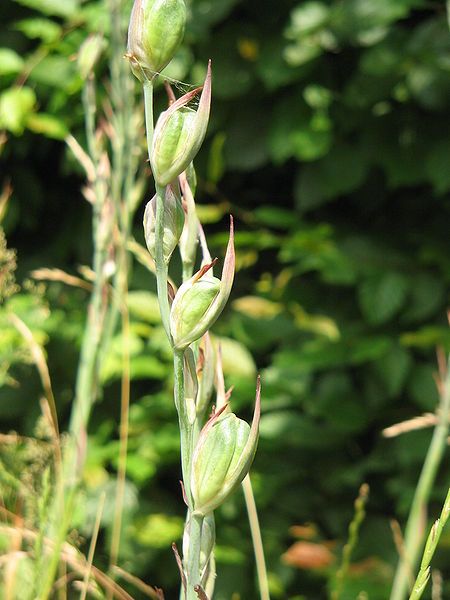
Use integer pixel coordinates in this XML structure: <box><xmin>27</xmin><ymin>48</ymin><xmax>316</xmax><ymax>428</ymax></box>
<box><xmin>127</xmin><ymin>1</ymin><xmax>260</xmax><ymax>597</ymax></box>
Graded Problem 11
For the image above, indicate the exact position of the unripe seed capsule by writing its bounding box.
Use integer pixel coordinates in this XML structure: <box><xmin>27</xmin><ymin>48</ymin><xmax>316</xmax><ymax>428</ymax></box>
<box><xmin>143</xmin><ymin>185</ymin><xmax>185</xmax><ymax>264</ymax></box>
<box><xmin>127</xmin><ymin>0</ymin><xmax>187</xmax><ymax>80</ymax></box>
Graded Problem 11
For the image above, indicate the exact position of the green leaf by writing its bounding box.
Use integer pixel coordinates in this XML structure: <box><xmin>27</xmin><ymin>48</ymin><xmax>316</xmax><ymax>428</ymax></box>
<box><xmin>207</xmin><ymin>131</ymin><xmax>226</xmax><ymax>184</ymax></box>
<box><xmin>13</xmin><ymin>0</ymin><xmax>79</xmax><ymax>19</ymax></box>
<box><xmin>215</xmin><ymin>335</ymin><xmax>256</xmax><ymax>379</ymax></box>
<box><xmin>358</xmin><ymin>272</ymin><xmax>409</xmax><ymax>325</ymax></box>
<box><xmin>26</xmin><ymin>113</ymin><xmax>68</xmax><ymax>140</ymax></box>
<box><xmin>133</xmin><ymin>513</ymin><xmax>184</xmax><ymax>548</ymax></box>
<box><xmin>295</xmin><ymin>142</ymin><xmax>369</xmax><ymax>211</ymax></box>
<box><xmin>425</xmin><ymin>139</ymin><xmax>450</xmax><ymax>194</ymax></box>
<box><xmin>0</xmin><ymin>86</ymin><xmax>36</xmax><ymax>135</ymax></box>
<box><xmin>286</xmin><ymin>2</ymin><xmax>330</xmax><ymax>37</ymax></box>
<box><xmin>407</xmin><ymin>364</ymin><xmax>439</xmax><ymax>410</ymax></box>
<box><xmin>29</xmin><ymin>56</ymin><xmax>75</xmax><ymax>88</ymax></box>
<box><xmin>224</xmin><ymin>105</ymin><xmax>269</xmax><ymax>170</ymax></box>
<box><xmin>269</xmin><ymin>98</ymin><xmax>332</xmax><ymax>163</ymax></box>
<box><xmin>0</xmin><ymin>49</ymin><xmax>24</xmax><ymax>76</ymax></box>
<box><xmin>373</xmin><ymin>345</ymin><xmax>412</xmax><ymax>397</ymax></box>
<box><xmin>127</xmin><ymin>291</ymin><xmax>161</xmax><ymax>324</ymax></box>
<box><xmin>401</xmin><ymin>273</ymin><xmax>445</xmax><ymax>323</ymax></box>
<box><xmin>14</xmin><ymin>18</ymin><xmax>62</xmax><ymax>43</ymax></box>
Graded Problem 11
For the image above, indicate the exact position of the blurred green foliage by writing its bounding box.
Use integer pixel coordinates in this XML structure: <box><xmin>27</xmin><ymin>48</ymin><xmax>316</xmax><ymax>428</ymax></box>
<box><xmin>1</xmin><ymin>0</ymin><xmax>450</xmax><ymax>598</ymax></box>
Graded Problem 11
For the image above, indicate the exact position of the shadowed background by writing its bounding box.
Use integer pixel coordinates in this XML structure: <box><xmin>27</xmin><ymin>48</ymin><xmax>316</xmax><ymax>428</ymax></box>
<box><xmin>1</xmin><ymin>0</ymin><xmax>450</xmax><ymax>598</ymax></box>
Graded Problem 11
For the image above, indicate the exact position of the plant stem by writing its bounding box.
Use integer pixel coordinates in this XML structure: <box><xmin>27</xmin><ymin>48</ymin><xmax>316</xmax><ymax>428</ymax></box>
<box><xmin>155</xmin><ymin>183</ymin><xmax>172</xmax><ymax>341</ymax></box>
<box><xmin>143</xmin><ymin>79</ymin><xmax>172</xmax><ymax>342</ymax></box>
<box><xmin>109</xmin><ymin>284</ymin><xmax>131</xmax><ymax>575</ymax></box>
<box><xmin>332</xmin><ymin>483</ymin><xmax>369</xmax><ymax>600</ymax></box>
<box><xmin>174</xmin><ymin>350</ymin><xmax>193</xmax><ymax>504</ymax></box>
<box><xmin>142</xmin><ymin>68</ymin><xmax>203</xmax><ymax>600</ymax></box>
<box><xmin>390</xmin><ymin>356</ymin><xmax>450</xmax><ymax>600</ymax></box>
<box><xmin>242</xmin><ymin>475</ymin><xmax>270</xmax><ymax>600</ymax></box>
<box><xmin>186</xmin><ymin>513</ymin><xmax>204</xmax><ymax>600</ymax></box>
<box><xmin>143</xmin><ymin>79</ymin><xmax>154</xmax><ymax>161</ymax></box>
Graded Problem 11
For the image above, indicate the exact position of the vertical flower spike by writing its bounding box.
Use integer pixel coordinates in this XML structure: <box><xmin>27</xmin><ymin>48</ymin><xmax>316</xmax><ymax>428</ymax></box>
<box><xmin>127</xmin><ymin>0</ymin><xmax>187</xmax><ymax>81</ymax></box>
<box><xmin>143</xmin><ymin>183</ymin><xmax>185</xmax><ymax>263</ymax></box>
<box><xmin>170</xmin><ymin>216</ymin><xmax>235</xmax><ymax>350</ymax></box>
<box><xmin>190</xmin><ymin>377</ymin><xmax>261</xmax><ymax>516</ymax></box>
<box><xmin>151</xmin><ymin>62</ymin><xmax>212</xmax><ymax>186</ymax></box>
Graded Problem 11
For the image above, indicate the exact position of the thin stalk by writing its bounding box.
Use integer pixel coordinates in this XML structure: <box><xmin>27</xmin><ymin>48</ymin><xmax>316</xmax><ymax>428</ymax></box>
<box><xmin>155</xmin><ymin>183</ymin><xmax>172</xmax><ymax>341</ymax></box>
<box><xmin>332</xmin><ymin>483</ymin><xmax>369</xmax><ymax>600</ymax></box>
<box><xmin>143</xmin><ymin>79</ymin><xmax>154</xmax><ymax>160</ymax></box>
<box><xmin>182</xmin><ymin>262</ymin><xmax>194</xmax><ymax>283</ymax></box>
<box><xmin>143</xmin><ymin>79</ymin><xmax>172</xmax><ymax>341</ymax></box>
<box><xmin>242</xmin><ymin>475</ymin><xmax>270</xmax><ymax>600</ymax></box>
<box><xmin>186</xmin><ymin>513</ymin><xmax>204</xmax><ymax>600</ymax></box>
<box><xmin>409</xmin><ymin>487</ymin><xmax>450</xmax><ymax>600</ymax></box>
<box><xmin>100</xmin><ymin>0</ymin><xmax>138</xmax><ymax>364</ymax></box>
<box><xmin>174</xmin><ymin>350</ymin><xmax>203</xmax><ymax>600</ymax></box>
<box><xmin>81</xmin><ymin>492</ymin><xmax>106</xmax><ymax>600</ymax></box>
<box><xmin>390</xmin><ymin>356</ymin><xmax>450</xmax><ymax>600</ymax></box>
<box><xmin>109</xmin><ymin>286</ymin><xmax>131</xmax><ymax>578</ymax></box>
<box><xmin>174</xmin><ymin>350</ymin><xmax>192</xmax><ymax>503</ymax></box>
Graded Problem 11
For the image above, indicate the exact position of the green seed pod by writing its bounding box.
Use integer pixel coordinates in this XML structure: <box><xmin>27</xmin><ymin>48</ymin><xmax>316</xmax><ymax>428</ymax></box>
<box><xmin>151</xmin><ymin>62</ymin><xmax>211</xmax><ymax>186</ymax></box>
<box><xmin>143</xmin><ymin>184</ymin><xmax>184</xmax><ymax>264</ymax></box>
<box><xmin>190</xmin><ymin>379</ymin><xmax>260</xmax><ymax>516</ymax></box>
<box><xmin>192</xmin><ymin>414</ymin><xmax>250</xmax><ymax>511</ymax></box>
<box><xmin>170</xmin><ymin>274</ymin><xmax>221</xmax><ymax>349</ymax></box>
<box><xmin>127</xmin><ymin>0</ymin><xmax>186</xmax><ymax>80</ymax></box>
<box><xmin>170</xmin><ymin>217</ymin><xmax>235</xmax><ymax>350</ymax></box>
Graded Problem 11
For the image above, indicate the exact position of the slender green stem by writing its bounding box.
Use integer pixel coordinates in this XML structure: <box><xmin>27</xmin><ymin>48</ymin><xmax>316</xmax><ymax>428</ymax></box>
<box><xmin>142</xmin><ymin>65</ymin><xmax>203</xmax><ymax>600</ymax></box>
<box><xmin>174</xmin><ymin>350</ymin><xmax>193</xmax><ymax>505</ymax></box>
<box><xmin>409</xmin><ymin>487</ymin><xmax>450</xmax><ymax>600</ymax></box>
<box><xmin>332</xmin><ymin>483</ymin><xmax>369</xmax><ymax>600</ymax></box>
<box><xmin>390</xmin><ymin>356</ymin><xmax>450</xmax><ymax>600</ymax></box>
<box><xmin>143</xmin><ymin>79</ymin><xmax>172</xmax><ymax>341</ymax></box>
<box><xmin>186</xmin><ymin>513</ymin><xmax>204</xmax><ymax>600</ymax></box>
<box><xmin>242</xmin><ymin>475</ymin><xmax>270</xmax><ymax>600</ymax></box>
<box><xmin>155</xmin><ymin>184</ymin><xmax>172</xmax><ymax>341</ymax></box>
<box><xmin>182</xmin><ymin>262</ymin><xmax>194</xmax><ymax>282</ymax></box>
<box><xmin>144</xmin><ymin>79</ymin><xmax>154</xmax><ymax>161</ymax></box>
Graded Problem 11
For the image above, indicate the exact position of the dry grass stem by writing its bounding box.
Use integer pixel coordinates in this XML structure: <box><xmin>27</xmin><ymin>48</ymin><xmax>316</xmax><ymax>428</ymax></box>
<box><xmin>390</xmin><ymin>520</ymin><xmax>415</xmax><ymax>589</ymax></box>
<box><xmin>8</xmin><ymin>314</ymin><xmax>58</xmax><ymax>435</ymax></box>
<box><xmin>112</xmin><ymin>566</ymin><xmax>165</xmax><ymax>599</ymax></box>
<box><xmin>31</xmin><ymin>268</ymin><xmax>93</xmax><ymax>291</ymax></box>
<box><xmin>80</xmin><ymin>491</ymin><xmax>106</xmax><ymax>600</ymax></box>
<box><xmin>0</xmin><ymin>524</ymin><xmax>134</xmax><ymax>600</ymax></box>
<box><xmin>65</xmin><ymin>134</ymin><xmax>96</xmax><ymax>182</ymax></box>
<box><xmin>0</xmin><ymin>180</ymin><xmax>12</xmax><ymax>223</ymax></box>
<box><xmin>383</xmin><ymin>414</ymin><xmax>440</xmax><ymax>438</ymax></box>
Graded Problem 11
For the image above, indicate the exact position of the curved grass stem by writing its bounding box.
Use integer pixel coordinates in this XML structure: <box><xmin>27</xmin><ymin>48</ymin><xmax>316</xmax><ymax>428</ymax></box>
<box><xmin>390</xmin><ymin>355</ymin><xmax>450</xmax><ymax>600</ymax></box>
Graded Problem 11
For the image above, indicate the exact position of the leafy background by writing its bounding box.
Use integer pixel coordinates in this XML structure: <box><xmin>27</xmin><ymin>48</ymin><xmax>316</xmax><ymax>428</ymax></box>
<box><xmin>1</xmin><ymin>0</ymin><xmax>450</xmax><ymax>598</ymax></box>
